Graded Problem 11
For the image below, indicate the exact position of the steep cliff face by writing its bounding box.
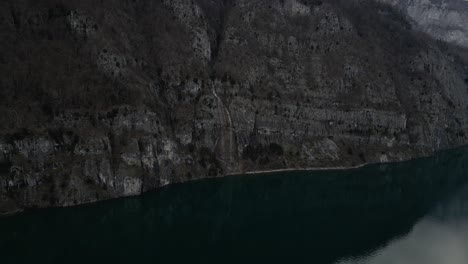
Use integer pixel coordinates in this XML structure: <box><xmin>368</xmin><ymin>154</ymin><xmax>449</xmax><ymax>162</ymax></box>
<box><xmin>0</xmin><ymin>0</ymin><xmax>467</xmax><ymax>214</ymax></box>
<box><xmin>377</xmin><ymin>0</ymin><xmax>468</xmax><ymax>48</ymax></box>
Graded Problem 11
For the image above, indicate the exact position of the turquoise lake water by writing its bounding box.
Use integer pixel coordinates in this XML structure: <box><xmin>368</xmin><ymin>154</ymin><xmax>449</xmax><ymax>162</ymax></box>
<box><xmin>1</xmin><ymin>147</ymin><xmax>468</xmax><ymax>264</ymax></box>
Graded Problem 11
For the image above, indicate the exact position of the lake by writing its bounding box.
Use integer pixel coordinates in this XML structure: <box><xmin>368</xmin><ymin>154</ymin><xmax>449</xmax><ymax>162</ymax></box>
<box><xmin>1</xmin><ymin>147</ymin><xmax>468</xmax><ymax>264</ymax></box>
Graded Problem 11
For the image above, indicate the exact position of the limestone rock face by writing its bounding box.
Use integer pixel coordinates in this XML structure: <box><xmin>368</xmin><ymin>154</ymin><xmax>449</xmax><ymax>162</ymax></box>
<box><xmin>377</xmin><ymin>0</ymin><xmax>468</xmax><ymax>48</ymax></box>
<box><xmin>0</xmin><ymin>0</ymin><xmax>467</xmax><ymax>214</ymax></box>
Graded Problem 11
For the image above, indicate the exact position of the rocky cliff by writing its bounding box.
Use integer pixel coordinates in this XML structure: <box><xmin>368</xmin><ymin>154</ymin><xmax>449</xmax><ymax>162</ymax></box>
<box><xmin>378</xmin><ymin>0</ymin><xmax>468</xmax><ymax>48</ymax></box>
<box><xmin>1</xmin><ymin>0</ymin><xmax>467</xmax><ymax>214</ymax></box>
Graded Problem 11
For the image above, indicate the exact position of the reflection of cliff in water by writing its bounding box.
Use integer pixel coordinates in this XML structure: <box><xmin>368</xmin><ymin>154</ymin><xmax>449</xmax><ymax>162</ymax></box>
<box><xmin>1</xmin><ymin>147</ymin><xmax>468</xmax><ymax>264</ymax></box>
<box><xmin>431</xmin><ymin>184</ymin><xmax>468</xmax><ymax>222</ymax></box>
<box><xmin>338</xmin><ymin>172</ymin><xmax>468</xmax><ymax>264</ymax></box>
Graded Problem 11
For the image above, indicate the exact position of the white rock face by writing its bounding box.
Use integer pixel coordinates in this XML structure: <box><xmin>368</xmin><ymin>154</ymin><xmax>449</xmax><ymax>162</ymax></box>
<box><xmin>123</xmin><ymin>177</ymin><xmax>142</xmax><ymax>196</ymax></box>
<box><xmin>163</xmin><ymin>0</ymin><xmax>212</xmax><ymax>61</ymax></box>
<box><xmin>67</xmin><ymin>11</ymin><xmax>97</xmax><ymax>36</ymax></box>
<box><xmin>14</xmin><ymin>138</ymin><xmax>54</xmax><ymax>158</ymax></box>
<box><xmin>285</xmin><ymin>0</ymin><xmax>311</xmax><ymax>16</ymax></box>
<box><xmin>378</xmin><ymin>0</ymin><xmax>468</xmax><ymax>47</ymax></box>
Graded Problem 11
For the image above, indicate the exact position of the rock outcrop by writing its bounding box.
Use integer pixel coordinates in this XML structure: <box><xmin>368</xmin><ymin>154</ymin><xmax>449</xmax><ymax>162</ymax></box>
<box><xmin>0</xmin><ymin>0</ymin><xmax>467</xmax><ymax>214</ymax></box>
<box><xmin>377</xmin><ymin>0</ymin><xmax>468</xmax><ymax>48</ymax></box>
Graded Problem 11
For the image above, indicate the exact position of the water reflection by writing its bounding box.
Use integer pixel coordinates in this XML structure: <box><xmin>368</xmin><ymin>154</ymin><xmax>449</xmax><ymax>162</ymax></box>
<box><xmin>338</xmin><ymin>185</ymin><xmax>468</xmax><ymax>264</ymax></box>
<box><xmin>1</xmin><ymin>147</ymin><xmax>468</xmax><ymax>264</ymax></box>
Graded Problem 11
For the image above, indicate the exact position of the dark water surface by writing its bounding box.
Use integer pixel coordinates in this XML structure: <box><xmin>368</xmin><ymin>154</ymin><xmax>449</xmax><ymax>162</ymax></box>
<box><xmin>1</xmin><ymin>147</ymin><xmax>468</xmax><ymax>264</ymax></box>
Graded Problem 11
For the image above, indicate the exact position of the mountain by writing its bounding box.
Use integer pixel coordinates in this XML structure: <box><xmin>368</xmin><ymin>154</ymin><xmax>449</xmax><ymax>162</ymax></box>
<box><xmin>0</xmin><ymin>0</ymin><xmax>467</xmax><ymax>214</ymax></box>
<box><xmin>378</xmin><ymin>0</ymin><xmax>468</xmax><ymax>48</ymax></box>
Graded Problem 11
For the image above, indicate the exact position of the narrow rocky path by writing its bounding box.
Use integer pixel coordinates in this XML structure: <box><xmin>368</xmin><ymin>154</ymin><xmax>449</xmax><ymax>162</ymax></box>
<box><xmin>212</xmin><ymin>85</ymin><xmax>237</xmax><ymax>172</ymax></box>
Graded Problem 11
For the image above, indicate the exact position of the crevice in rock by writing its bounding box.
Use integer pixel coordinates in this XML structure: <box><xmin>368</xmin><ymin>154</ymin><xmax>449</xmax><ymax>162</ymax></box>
<box><xmin>196</xmin><ymin>0</ymin><xmax>234</xmax><ymax>67</ymax></box>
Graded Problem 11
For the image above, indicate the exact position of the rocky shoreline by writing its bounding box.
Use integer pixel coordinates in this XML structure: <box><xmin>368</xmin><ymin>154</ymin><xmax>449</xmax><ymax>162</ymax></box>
<box><xmin>3</xmin><ymin>144</ymin><xmax>467</xmax><ymax>217</ymax></box>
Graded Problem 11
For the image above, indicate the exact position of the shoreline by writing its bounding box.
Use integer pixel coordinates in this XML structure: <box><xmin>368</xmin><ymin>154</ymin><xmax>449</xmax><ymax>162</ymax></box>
<box><xmin>230</xmin><ymin>163</ymin><xmax>370</xmax><ymax>176</ymax></box>
<box><xmin>2</xmin><ymin>144</ymin><xmax>467</xmax><ymax>217</ymax></box>
<box><xmin>0</xmin><ymin>162</ymin><xmax>375</xmax><ymax>218</ymax></box>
